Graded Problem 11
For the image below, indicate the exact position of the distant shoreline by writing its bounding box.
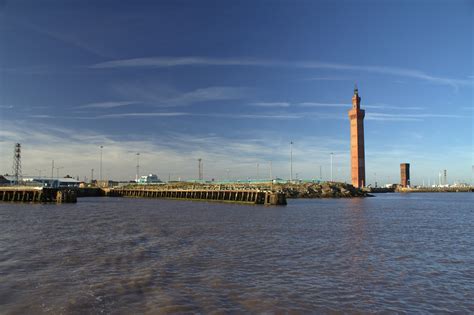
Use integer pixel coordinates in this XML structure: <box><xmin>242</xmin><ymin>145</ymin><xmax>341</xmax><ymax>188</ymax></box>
<box><xmin>397</xmin><ymin>187</ymin><xmax>473</xmax><ymax>193</ymax></box>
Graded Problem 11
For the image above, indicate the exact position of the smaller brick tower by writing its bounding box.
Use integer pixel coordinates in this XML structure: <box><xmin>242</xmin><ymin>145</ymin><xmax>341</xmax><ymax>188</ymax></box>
<box><xmin>400</xmin><ymin>163</ymin><xmax>410</xmax><ymax>187</ymax></box>
<box><xmin>348</xmin><ymin>86</ymin><xmax>366</xmax><ymax>188</ymax></box>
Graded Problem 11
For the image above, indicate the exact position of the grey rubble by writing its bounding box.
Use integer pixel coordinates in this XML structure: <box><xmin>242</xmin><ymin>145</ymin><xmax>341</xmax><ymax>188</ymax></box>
<box><xmin>277</xmin><ymin>182</ymin><xmax>369</xmax><ymax>198</ymax></box>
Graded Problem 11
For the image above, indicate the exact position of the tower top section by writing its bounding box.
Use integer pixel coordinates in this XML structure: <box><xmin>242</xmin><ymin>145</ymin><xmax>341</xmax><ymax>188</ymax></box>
<box><xmin>352</xmin><ymin>85</ymin><xmax>361</xmax><ymax>109</ymax></box>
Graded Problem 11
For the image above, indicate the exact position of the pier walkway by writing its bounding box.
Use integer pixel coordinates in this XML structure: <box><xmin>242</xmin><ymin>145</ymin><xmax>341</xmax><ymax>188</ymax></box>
<box><xmin>108</xmin><ymin>188</ymin><xmax>287</xmax><ymax>205</ymax></box>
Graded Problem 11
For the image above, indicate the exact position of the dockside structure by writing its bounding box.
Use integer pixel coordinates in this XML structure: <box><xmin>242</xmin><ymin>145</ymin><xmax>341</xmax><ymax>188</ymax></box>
<box><xmin>0</xmin><ymin>187</ymin><xmax>77</xmax><ymax>203</ymax></box>
<box><xmin>108</xmin><ymin>188</ymin><xmax>287</xmax><ymax>205</ymax></box>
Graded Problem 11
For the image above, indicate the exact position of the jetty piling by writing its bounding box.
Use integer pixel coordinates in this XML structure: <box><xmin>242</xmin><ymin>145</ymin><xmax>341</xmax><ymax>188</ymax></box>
<box><xmin>0</xmin><ymin>187</ymin><xmax>77</xmax><ymax>203</ymax></box>
<box><xmin>108</xmin><ymin>188</ymin><xmax>287</xmax><ymax>205</ymax></box>
<box><xmin>0</xmin><ymin>186</ymin><xmax>286</xmax><ymax>205</ymax></box>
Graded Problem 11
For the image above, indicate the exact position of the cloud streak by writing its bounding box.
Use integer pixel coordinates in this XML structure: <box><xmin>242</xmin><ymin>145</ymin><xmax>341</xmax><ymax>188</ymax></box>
<box><xmin>298</xmin><ymin>102</ymin><xmax>348</xmax><ymax>108</ymax></box>
<box><xmin>366</xmin><ymin>112</ymin><xmax>465</xmax><ymax>121</ymax></box>
<box><xmin>363</xmin><ymin>104</ymin><xmax>424</xmax><ymax>110</ymax></box>
<box><xmin>251</xmin><ymin>102</ymin><xmax>291</xmax><ymax>107</ymax></box>
<box><xmin>78</xmin><ymin>101</ymin><xmax>139</xmax><ymax>109</ymax></box>
<box><xmin>19</xmin><ymin>19</ymin><xmax>113</xmax><ymax>58</ymax></box>
<box><xmin>169</xmin><ymin>86</ymin><xmax>250</xmax><ymax>106</ymax></box>
<box><xmin>28</xmin><ymin>111</ymin><xmax>302</xmax><ymax>120</ymax></box>
<box><xmin>305</xmin><ymin>76</ymin><xmax>352</xmax><ymax>81</ymax></box>
<box><xmin>110</xmin><ymin>84</ymin><xmax>251</xmax><ymax>107</ymax></box>
<box><xmin>90</xmin><ymin>56</ymin><xmax>473</xmax><ymax>88</ymax></box>
<box><xmin>97</xmin><ymin>112</ymin><xmax>190</xmax><ymax>118</ymax></box>
<box><xmin>90</xmin><ymin>57</ymin><xmax>273</xmax><ymax>69</ymax></box>
<box><xmin>255</xmin><ymin>101</ymin><xmax>425</xmax><ymax>110</ymax></box>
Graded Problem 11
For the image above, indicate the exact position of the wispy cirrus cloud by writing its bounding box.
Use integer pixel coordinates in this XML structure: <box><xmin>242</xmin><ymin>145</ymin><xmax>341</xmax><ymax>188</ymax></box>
<box><xmin>305</xmin><ymin>76</ymin><xmax>352</xmax><ymax>81</ymax></box>
<box><xmin>18</xmin><ymin>19</ymin><xmax>113</xmax><ymax>59</ymax></box>
<box><xmin>28</xmin><ymin>106</ymin><xmax>460</xmax><ymax>122</ymax></box>
<box><xmin>110</xmin><ymin>84</ymin><xmax>251</xmax><ymax>107</ymax></box>
<box><xmin>29</xmin><ymin>114</ymin><xmax>55</xmax><ymax>119</ymax></box>
<box><xmin>28</xmin><ymin>111</ymin><xmax>301</xmax><ymax>120</ymax></box>
<box><xmin>78</xmin><ymin>101</ymin><xmax>139</xmax><ymax>109</ymax></box>
<box><xmin>97</xmin><ymin>112</ymin><xmax>190</xmax><ymax>118</ymax></box>
<box><xmin>363</xmin><ymin>104</ymin><xmax>424</xmax><ymax>110</ymax></box>
<box><xmin>196</xmin><ymin>113</ymin><xmax>302</xmax><ymax>120</ymax></box>
<box><xmin>251</xmin><ymin>102</ymin><xmax>291</xmax><ymax>107</ymax></box>
<box><xmin>90</xmin><ymin>56</ymin><xmax>272</xmax><ymax>69</ymax></box>
<box><xmin>298</xmin><ymin>102</ymin><xmax>348</xmax><ymax>108</ymax></box>
<box><xmin>269</xmin><ymin>102</ymin><xmax>424</xmax><ymax>110</ymax></box>
<box><xmin>366</xmin><ymin>112</ymin><xmax>465</xmax><ymax>121</ymax></box>
<box><xmin>170</xmin><ymin>86</ymin><xmax>250</xmax><ymax>106</ymax></box>
<box><xmin>90</xmin><ymin>56</ymin><xmax>473</xmax><ymax>88</ymax></box>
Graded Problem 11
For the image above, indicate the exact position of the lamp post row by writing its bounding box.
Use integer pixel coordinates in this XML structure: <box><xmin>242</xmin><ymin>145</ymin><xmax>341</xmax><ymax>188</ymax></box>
<box><xmin>42</xmin><ymin>144</ymin><xmax>337</xmax><ymax>183</ymax></box>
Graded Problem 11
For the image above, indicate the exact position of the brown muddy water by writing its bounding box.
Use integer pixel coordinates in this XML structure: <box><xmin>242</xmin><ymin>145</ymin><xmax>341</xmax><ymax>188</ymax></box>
<box><xmin>1</xmin><ymin>193</ymin><xmax>473</xmax><ymax>313</ymax></box>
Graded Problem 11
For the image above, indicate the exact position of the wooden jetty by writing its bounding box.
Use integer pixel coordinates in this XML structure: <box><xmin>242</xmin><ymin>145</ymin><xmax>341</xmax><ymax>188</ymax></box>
<box><xmin>108</xmin><ymin>188</ymin><xmax>287</xmax><ymax>205</ymax></box>
<box><xmin>0</xmin><ymin>187</ymin><xmax>77</xmax><ymax>203</ymax></box>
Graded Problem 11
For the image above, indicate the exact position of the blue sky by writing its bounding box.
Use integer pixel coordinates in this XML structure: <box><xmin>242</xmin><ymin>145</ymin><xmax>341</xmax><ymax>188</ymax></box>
<box><xmin>0</xmin><ymin>0</ymin><xmax>472</xmax><ymax>184</ymax></box>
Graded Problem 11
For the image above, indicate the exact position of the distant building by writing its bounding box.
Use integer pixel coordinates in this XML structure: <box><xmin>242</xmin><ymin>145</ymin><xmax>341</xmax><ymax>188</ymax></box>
<box><xmin>1</xmin><ymin>176</ymin><xmax>80</xmax><ymax>188</ymax></box>
<box><xmin>96</xmin><ymin>180</ymin><xmax>119</xmax><ymax>188</ymax></box>
<box><xmin>31</xmin><ymin>177</ymin><xmax>80</xmax><ymax>188</ymax></box>
<box><xmin>400</xmin><ymin>163</ymin><xmax>410</xmax><ymax>187</ymax></box>
<box><xmin>0</xmin><ymin>175</ymin><xmax>11</xmax><ymax>186</ymax></box>
<box><xmin>137</xmin><ymin>174</ymin><xmax>163</xmax><ymax>184</ymax></box>
<box><xmin>348</xmin><ymin>86</ymin><xmax>366</xmax><ymax>188</ymax></box>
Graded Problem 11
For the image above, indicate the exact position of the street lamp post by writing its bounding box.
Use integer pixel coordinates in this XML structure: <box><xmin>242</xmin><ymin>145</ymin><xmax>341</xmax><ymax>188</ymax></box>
<box><xmin>290</xmin><ymin>141</ymin><xmax>293</xmax><ymax>182</ymax></box>
<box><xmin>56</xmin><ymin>166</ymin><xmax>64</xmax><ymax>179</ymax></box>
<box><xmin>136</xmin><ymin>153</ymin><xmax>140</xmax><ymax>182</ymax></box>
<box><xmin>35</xmin><ymin>169</ymin><xmax>44</xmax><ymax>178</ymax></box>
<box><xmin>99</xmin><ymin>146</ymin><xmax>104</xmax><ymax>181</ymax></box>
<box><xmin>330</xmin><ymin>152</ymin><xmax>334</xmax><ymax>182</ymax></box>
<box><xmin>269</xmin><ymin>161</ymin><xmax>273</xmax><ymax>180</ymax></box>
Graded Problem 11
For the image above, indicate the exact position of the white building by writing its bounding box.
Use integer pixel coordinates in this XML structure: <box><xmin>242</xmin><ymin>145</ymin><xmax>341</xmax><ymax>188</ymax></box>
<box><xmin>1</xmin><ymin>176</ymin><xmax>80</xmax><ymax>188</ymax></box>
<box><xmin>137</xmin><ymin>174</ymin><xmax>163</xmax><ymax>184</ymax></box>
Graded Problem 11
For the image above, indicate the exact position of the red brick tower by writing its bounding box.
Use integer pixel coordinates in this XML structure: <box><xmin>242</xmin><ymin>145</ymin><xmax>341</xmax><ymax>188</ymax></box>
<box><xmin>348</xmin><ymin>86</ymin><xmax>366</xmax><ymax>188</ymax></box>
<box><xmin>400</xmin><ymin>163</ymin><xmax>410</xmax><ymax>187</ymax></box>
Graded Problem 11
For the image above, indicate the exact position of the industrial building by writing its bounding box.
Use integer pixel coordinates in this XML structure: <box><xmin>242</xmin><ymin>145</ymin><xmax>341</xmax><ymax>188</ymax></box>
<box><xmin>0</xmin><ymin>176</ymin><xmax>80</xmax><ymax>188</ymax></box>
<box><xmin>400</xmin><ymin>163</ymin><xmax>410</xmax><ymax>188</ymax></box>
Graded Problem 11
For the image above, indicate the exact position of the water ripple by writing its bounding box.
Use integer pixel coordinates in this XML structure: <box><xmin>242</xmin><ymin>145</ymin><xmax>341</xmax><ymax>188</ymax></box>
<box><xmin>0</xmin><ymin>193</ymin><xmax>473</xmax><ymax>313</ymax></box>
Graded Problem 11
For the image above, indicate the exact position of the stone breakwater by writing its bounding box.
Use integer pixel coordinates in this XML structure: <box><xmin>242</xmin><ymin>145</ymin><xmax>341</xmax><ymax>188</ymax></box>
<box><xmin>123</xmin><ymin>182</ymin><xmax>369</xmax><ymax>199</ymax></box>
<box><xmin>276</xmin><ymin>182</ymin><xmax>370</xmax><ymax>198</ymax></box>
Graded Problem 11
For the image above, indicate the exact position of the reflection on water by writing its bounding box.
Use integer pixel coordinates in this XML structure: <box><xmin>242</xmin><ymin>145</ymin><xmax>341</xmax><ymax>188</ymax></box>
<box><xmin>0</xmin><ymin>193</ymin><xmax>473</xmax><ymax>313</ymax></box>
